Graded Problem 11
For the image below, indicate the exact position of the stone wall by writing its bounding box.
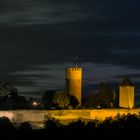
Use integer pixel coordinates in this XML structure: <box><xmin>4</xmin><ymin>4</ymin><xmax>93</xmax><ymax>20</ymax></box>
<box><xmin>0</xmin><ymin>109</ymin><xmax>140</xmax><ymax>129</ymax></box>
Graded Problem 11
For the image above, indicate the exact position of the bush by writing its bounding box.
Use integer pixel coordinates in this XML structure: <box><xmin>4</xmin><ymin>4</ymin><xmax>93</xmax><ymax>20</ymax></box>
<box><xmin>44</xmin><ymin>116</ymin><xmax>60</xmax><ymax>130</ymax></box>
<box><xmin>18</xmin><ymin>122</ymin><xmax>32</xmax><ymax>131</ymax></box>
<box><xmin>0</xmin><ymin>116</ymin><xmax>15</xmax><ymax>133</ymax></box>
<box><xmin>67</xmin><ymin>119</ymin><xmax>85</xmax><ymax>129</ymax></box>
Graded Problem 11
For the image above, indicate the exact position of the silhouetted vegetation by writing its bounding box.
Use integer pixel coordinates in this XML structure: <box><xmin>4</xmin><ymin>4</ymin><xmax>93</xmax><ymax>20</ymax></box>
<box><xmin>0</xmin><ymin>94</ymin><xmax>29</xmax><ymax>110</ymax></box>
<box><xmin>1</xmin><ymin>114</ymin><xmax>140</xmax><ymax>139</ymax></box>
<box><xmin>43</xmin><ymin>113</ymin><xmax>140</xmax><ymax>138</ymax></box>
<box><xmin>0</xmin><ymin>82</ymin><xmax>29</xmax><ymax>110</ymax></box>
<box><xmin>42</xmin><ymin>90</ymin><xmax>79</xmax><ymax>109</ymax></box>
<box><xmin>44</xmin><ymin>116</ymin><xmax>61</xmax><ymax>130</ymax></box>
<box><xmin>0</xmin><ymin>116</ymin><xmax>15</xmax><ymax>133</ymax></box>
<box><xmin>82</xmin><ymin>82</ymin><xmax>119</xmax><ymax>109</ymax></box>
<box><xmin>17</xmin><ymin>121</ymin><xmax>32</xmax><ymax>132</ymax></box>
<box><xmin>69</xmin><ymin>95</ymin><xmax>79</xmax><ymax>109</ymax></box>
<box><xmin>0</xmin><ymin>80</ymin><xmax>123</xmax><ymax>110</ymax></box>
<box><xmin>53</xmin><ymin>91</ymin><xmax>70</xmax><ymax>109</ymax></box>
<box><xmin>42</xmin><ymin>90</ymin><xmax>56</xmax><ymax>109</ymax></box>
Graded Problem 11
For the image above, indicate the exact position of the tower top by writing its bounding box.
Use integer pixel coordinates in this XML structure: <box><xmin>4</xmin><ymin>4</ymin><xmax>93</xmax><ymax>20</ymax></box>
<box><xmin>120</xmin><ymin>77</ymin><xmax>134</xmax><ymax>86</ymax></box>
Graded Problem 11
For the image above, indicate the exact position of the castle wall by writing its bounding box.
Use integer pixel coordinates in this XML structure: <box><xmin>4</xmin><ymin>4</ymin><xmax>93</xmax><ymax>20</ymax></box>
<box><xmin>0</xmin><ymin>109</ymin><xmax>140</xmax><ymax>129</ymax></box>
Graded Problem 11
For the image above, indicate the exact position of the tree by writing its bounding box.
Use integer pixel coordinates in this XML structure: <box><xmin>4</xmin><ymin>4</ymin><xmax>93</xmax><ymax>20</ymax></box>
<box><xmin>18</xmin><ymin>122</ymin><xmax>32</xmax><ymax>132</ymax></box>
<box><xmin>97</xmin><ymin>82</ymin><xmax>114</xmax><ymax>108</ymax></box>
<box><xmin>2</xmin><ymin>82</ymin><xmax>18</xmax><ymax>96</ymax></box>
<box><xmin>0</xmin><ymin>117</ymin><xmax>15</xmax><ymax>133</ymax></box>
<box><xmin>44</xmin><ymin>116</ymin><xmax>60</xmax><ymax>130</ymax></box>
<box><xmin>69</xmin><ymin>95</ymin><xmax>79</xmax><ymax>109</ymax></box>
<box><xmin>42</xmin><ymin>90</ymin><xmax>56</xmax><ymax>109</ymax></box>
<box><xmin>53</xmin><ymin>91</ymin><xmax>70</xmax><ymax>109</ymax></box>
<box><xmin>42</xmin><ymin>90</ymin><xmax>80</xmax><ymax>109</ymax></box>
<box><xmin>0</xmin><ymin>94</ymin><xmax>29</xmax><ymax>109</ymax></box>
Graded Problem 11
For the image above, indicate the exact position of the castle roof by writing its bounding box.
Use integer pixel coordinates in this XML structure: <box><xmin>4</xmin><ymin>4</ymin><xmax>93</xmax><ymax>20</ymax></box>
<box><xmin>120</xmin><ymin>77</ymin><xmax>134</xmax><ymax>86</ymax></box>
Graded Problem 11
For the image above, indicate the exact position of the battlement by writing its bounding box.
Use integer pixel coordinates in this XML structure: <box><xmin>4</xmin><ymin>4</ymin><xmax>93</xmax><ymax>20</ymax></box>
<box><xmin>120</xmin><ymin>85</ymin><xmax>135</xmax><ymax>88</ymax></box>
<box><xmin>66</xmin><ymin>67</ymin><xmax>82</xmax><ymax>71</ymax></box>
<box><xmin>120</xmin><ymin>86</ymin><xmax>135</xmax><ymax>89</ymax></box>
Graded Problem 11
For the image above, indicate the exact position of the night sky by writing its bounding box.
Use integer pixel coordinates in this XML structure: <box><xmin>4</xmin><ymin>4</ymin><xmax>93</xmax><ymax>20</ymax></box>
<box><xmin>0</xmin><ymin>0</ymin><xmax>140</xmax><ymax>102</ymax></box>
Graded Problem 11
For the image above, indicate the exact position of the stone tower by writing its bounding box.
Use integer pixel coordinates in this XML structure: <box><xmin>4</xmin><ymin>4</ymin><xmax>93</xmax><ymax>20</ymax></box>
<box><xmin>66</xmin><ymin>62</ymin><xmax>82</xmax><ymax>106</ymax></box>
<box><xmin>119</xmin><ymin>77</ymin><xmax>135</xmax><ymax>109</ymax></box>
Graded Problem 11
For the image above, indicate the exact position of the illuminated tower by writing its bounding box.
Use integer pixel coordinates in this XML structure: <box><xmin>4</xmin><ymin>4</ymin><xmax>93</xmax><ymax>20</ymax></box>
<box><xmin>66</xmin><ymin>58</ymin><xmax>82</xmax><ymax>106</ymax></box>
<box><xmin>119</xmin><ymin>77</ymin><xmax>135</xmax><ymax>109</ymax></box>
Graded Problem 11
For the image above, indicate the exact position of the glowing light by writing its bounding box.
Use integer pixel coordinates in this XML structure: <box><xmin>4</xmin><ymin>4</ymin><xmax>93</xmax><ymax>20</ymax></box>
<box><xmin>32</xmin><ymin>101</ymin><xmax>38</xmax><ymax>106</ymax></box>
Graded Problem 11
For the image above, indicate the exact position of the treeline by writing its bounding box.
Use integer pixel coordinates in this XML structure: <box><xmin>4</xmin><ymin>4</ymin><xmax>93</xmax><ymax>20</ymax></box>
<box><xmin>82</xmin><ymin>82</ymin><xmax>119</xmax><ymax>108</ymax></box>
<box><xmin>0</xmin><ymin>81</ymin><xmax>120</xmax><ymax>110</ymax></box>
<box><xmin>44</xmin><ymin>113</ymin><xmax>140</xmax><ymax>137</ymax></box>
<box><xmin>42</xmin><ymin>82</ymin><xmax>119</xmax><ymax>109</ymax></box>
<box><xmin>1</xmin><ymin>113</ymin><xmax>140</xmax><ymax>139</ymax></box>
<box><xmin>0</xmin><ymin>82</ymin><xmax>80</xmax><ymax>110</ymax></box>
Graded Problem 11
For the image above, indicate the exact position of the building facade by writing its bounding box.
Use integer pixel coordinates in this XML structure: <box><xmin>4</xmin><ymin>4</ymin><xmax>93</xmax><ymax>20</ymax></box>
<box><xmin>119</xmin><ymin>78</ymin><xmax>135</xmax><ymax>109</ymax></box>
<box><xmin>66</xmin><ymin>67</ymin><xmax>82</xmax><ymax>106</ymax></box>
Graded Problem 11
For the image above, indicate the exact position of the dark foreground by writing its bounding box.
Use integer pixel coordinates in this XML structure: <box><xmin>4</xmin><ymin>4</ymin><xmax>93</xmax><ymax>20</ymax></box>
<box><xmin>2</xmin><ymin>127</ymin><xmax>140</xmax><ymax>140</ymax></box>
<box><xmin>1</xmin><ymin>113</ymin><xmax>140</xmax><ymax>140</ymax></box>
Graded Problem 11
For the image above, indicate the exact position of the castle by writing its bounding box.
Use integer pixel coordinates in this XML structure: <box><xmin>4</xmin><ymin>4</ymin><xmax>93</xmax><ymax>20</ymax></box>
<box><xmin>0</xmin><ymin>63</ymin><xmax>136</xmax><ymax>129</ymax></box>
<box><xmin>65</xmin><ymin>63</ymin><xmax>135</xmax><ymax>109</ymax></box>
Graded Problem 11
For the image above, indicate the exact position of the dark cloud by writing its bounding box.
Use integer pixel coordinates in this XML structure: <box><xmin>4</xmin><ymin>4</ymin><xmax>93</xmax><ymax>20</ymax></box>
<box><xmin>115</xmin><ymin>74</ymin><xmax>140</xmax><ymax>79</ymax></box>
<box><xmin>0</xmin><ymin>0</ymin><xmax>140</xmax><ymax>97</ymax></box>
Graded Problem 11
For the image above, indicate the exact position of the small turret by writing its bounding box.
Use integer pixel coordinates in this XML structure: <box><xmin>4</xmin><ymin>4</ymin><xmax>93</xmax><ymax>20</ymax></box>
<box><xmin>119</xmin><ymin>77</ymin><xmax>135</xmax><ymax>109</ymax></box>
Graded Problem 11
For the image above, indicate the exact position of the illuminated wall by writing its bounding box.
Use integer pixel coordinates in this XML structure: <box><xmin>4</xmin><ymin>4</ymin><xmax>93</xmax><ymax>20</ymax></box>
<box><xmin>119</xmin><ymin>86</ymin><xmax>134</xmax><ymax>109</ymax></box>
<box><xmin>1</xmin><ymin>109</ymin><xmax>140</xmax><ymax>129</ymax></box>
<box><xmin>66</xmin><ymin>67</ymin><xmax>82</xmax><ymax>106</ymax></box>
